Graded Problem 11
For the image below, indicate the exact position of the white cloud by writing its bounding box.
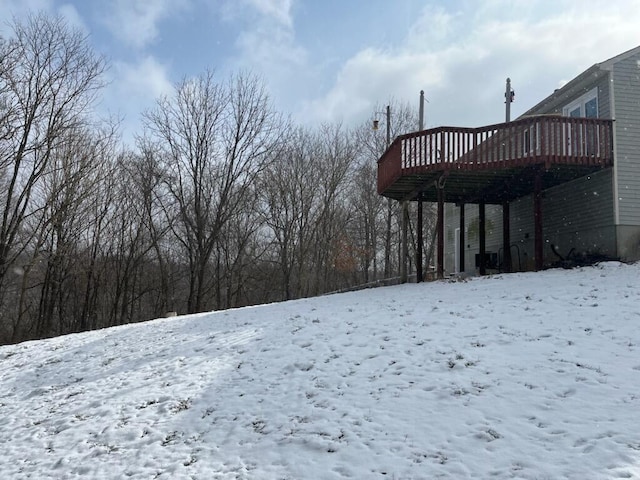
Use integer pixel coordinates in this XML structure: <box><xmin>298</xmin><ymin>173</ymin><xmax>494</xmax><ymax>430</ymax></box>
<box><xmin>224</xmin><ymin>0</ymin><xmax>300</xmax><ymax>69</ymax></box>
<box><xmin>299</xmin><ymin>0</ymin><xmax>640</xmax><ymax>130</ymax></box>
<box><xmin>405</xmin><ymin>4</ymin><xmax>457</xmax><ymax>50</ymax></box>
<box><xmin>221</xmin><ymin>0</ymin><xmax>293</xmax><ymax>26</ymax></box>
<box><xmin>219</xmin><ymin>0</ymin><xmax>307</xmax><ymax>113</ymax></box>
<box><xmin>56</xmin><ymin>3</ymin><xmax>86</xmax><ymax>32</ymax></box>
<box><xmin>0</xmin><ymin>0</ymin><xmax>52</xmax><ymax>16</ymax></box>
<box><xmin>104</xmin><ymin>0</ymin><xmax>189</xmax><ymax>49</ymax></box>
<box><xmin>234</xmin><ymin>21</ymin><xmax>306</xmax><ymax>73</ymax></box>
<box><xmin>101</xmin><ymin>56</ymin><xmax>174</xmax><ymax>144</ymax></box>
<box><xmin>114</xmin><ymin>56</ymin><xmax>174</xmax><ymax>99</ymax></box>
<box><xmin>0</xmin><ymin>0</ymin><xmax>52</xmax><ymax>35</ymax></box>
<box><xmin>299</xmin><ymin>47</ymin><xmax>451</xmax><ymax>125</ymax></box>
<box><xmin>0</xmin><ymin>1</ymin><xmax>86</xmax><ymax>42</ymax></box>
<box><xmin>245</xmin><ymin>0</ymin><xmax>293</xmax><ymax>27</ymax></box>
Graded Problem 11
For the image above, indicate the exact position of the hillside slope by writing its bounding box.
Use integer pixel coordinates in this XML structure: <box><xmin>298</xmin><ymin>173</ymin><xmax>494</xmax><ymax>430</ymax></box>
<box><xmin>1</xmin><ymin>263</ymin><xmax>640</xmax><ymax>479</ymax></box>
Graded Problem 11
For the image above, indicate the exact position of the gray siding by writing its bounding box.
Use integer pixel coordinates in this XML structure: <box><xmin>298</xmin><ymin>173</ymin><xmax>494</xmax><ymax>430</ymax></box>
<box><xmin>525</xmin><ymin>72</ymin><xmax>611</xmax><ymax>120</ymax></box>
<box><xmin>444</xmin><ymin>169</ymin><xmax>615</xmax><ymax>273</ymax></box>
<box><xmin>596</xmin><ymin>73</ymin><xmax>612</xmax><ymax>119</ymax></box>
<box><xmin>613</xmin><ymin>54</ymin><xmax>640</xmax><ymax>226</ymax></box>
<box><xmin>539</xmin><ymin>169</ymin><xmax>615</xmax><ymax>258</ymax></box>
<box><xmin>616</xmin><ymin>225</ymin><xmax>640</xmax><ymax>260</ymax></box>
<box><xmin>442</xmin><ymin>50</ymin><xmax>640</xmax><ymax>269</ymax></box>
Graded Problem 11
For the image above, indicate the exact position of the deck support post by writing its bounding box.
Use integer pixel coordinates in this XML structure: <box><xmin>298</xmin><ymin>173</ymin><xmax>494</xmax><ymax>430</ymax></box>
<box><xmin>479</xmin><ymin>200</ymin><xmax>486</xmax><ymax>275</ymax></box>
<box><xmin>400</xmin><ymin>201</ymin><xmax>409</xmax><ymax>283</ymax></box>
<box><xmin>436</xmin><ymin>187</ymin><xmax>444</xmax><ymax>279</ymax></box>
<box><xmin>416</xmin><ymin>195</ymin><xmax>423</xmax><ymax>282</ymax></box>
<box><xmin>534</xmin><ymin>169</ymin><xmax>544</xmax><ymax>271</ymax></box>
<box><xmin>459</xmin><ymin>203</ymin><xmax>465</xmax><ymax>273</ymax></box>
<box><xmin>502</xmin><ymin>200</ymin><xmax>512</xmax><ymax>273</ymax></box>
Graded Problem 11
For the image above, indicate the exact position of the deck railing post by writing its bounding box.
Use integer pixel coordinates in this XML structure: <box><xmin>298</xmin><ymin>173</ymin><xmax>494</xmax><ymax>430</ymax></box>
<box><xmin>473</xmin><ymin>131</ymin><xmax>478</xmax><ymax>165</ymax></box>
<box><xmin>400</xmin><ymin>201</ymin><xmax>408</xmax><ymax>283</ymax></box>
<box><xmin>417</xmin><ymin>195</ymin><xmax>423</xmax><ymax>282</ymax></box>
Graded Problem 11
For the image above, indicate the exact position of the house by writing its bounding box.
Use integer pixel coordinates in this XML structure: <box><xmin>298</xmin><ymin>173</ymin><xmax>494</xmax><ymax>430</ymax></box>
<box><xmin>377</xmin><ymin>45</ymin><xmax>640</xmax><ymax>278</ymax></box>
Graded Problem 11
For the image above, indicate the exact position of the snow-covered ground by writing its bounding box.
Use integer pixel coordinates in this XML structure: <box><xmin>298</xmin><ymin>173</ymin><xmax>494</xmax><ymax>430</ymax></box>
<box><xmin>1</xmin><ymin>262</ymin><xmax>640</xmax><ymax>479</ymax></box>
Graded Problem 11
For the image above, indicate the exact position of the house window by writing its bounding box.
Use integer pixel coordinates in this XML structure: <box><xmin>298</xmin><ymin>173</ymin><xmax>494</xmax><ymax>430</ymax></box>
<box><xmin>523</xmin><ymin>125</ymin><xmax>538</xmax><ymax>154</ymax></box>
<box><xmin>563</xmin><ymin>88</ymin><xmax>599</xmax><ymax>156</ymax></box>
<box><xmin>584</xmin><ymin>97</ymin><xmax>597</xmax><ymax>118</ymax></box>
<box><xmin>563</xmin><ymin>88</ymin><xmax>598</xmax><ymax>118</ymax></box>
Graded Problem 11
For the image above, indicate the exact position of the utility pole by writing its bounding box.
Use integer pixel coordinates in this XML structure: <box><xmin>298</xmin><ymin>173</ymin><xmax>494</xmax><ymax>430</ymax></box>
<box><xmin>386</xmin><ymin>105</ymin><xmax>390</xmax><ymax>147</ymax></box>
<box><xmin>416</xmin><ymin>90</ymin><xmax>425</xmax><ymax>283</ymax></box>
<box><xmin>374</xmin><ymin>105</ymin><xmax>393</xmax><ymax>279</ymax></box>
<box><xmin>398</xmin><ymin>99</ymin><xmax>408</xmax><ymax>283</ymax></box>
<box><xmin>503</xmin><ymin>78</ymin><xmax>514</xmax><ymax>274</ymax></box>
<box><xmin>419</xmin><ymin>90</ymin><xmax>425</xmax><ymax>130</ymax></box>
<box><xmin>505</xmin><ymin>77</ymin><xmax>514</xmax><ymax>122</ymax></box>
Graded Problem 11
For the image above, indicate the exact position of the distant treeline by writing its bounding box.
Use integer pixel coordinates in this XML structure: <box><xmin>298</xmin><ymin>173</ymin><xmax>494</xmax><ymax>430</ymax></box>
<box><xmin>0</xmin><ymin>13</ymin><xmax>436</xmax><ymax>345</ymax></box>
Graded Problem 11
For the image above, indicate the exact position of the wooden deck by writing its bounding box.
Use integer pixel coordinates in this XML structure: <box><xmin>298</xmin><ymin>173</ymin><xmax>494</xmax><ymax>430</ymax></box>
<box><xmin>377</xmin><ymin>116</ymin><xmax>614</xmax><ymax>203</ymax></box>
<box><xmin>377</xmin><ymin>115</ymin><xmax>614</xmax><ymax>278</ymax></box>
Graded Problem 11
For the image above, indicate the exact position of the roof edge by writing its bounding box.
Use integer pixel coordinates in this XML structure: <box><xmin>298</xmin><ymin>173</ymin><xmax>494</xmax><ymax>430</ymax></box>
<box><xmin>597</xmin><ymin>44</ymin><xmax>640</xmax><ymax>70</ymax></box>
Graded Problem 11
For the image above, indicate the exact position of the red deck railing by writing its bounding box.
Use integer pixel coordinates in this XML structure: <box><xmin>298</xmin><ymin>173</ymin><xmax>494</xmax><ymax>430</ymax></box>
<box><xmin>377</xmin><ymin>116</ymin><xmax>614</xmax><ymax>195</ymax></box>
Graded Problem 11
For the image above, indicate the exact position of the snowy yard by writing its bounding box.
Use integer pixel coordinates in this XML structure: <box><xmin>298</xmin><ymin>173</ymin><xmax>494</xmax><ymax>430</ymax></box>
<box><xmin>1</xmin><ymin>262</ymin><xmax>640</xmax><ymax>479</ymax></box>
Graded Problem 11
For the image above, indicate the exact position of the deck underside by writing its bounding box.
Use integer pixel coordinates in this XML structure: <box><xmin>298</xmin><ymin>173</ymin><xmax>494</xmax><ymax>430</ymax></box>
<box><xmin>381</xmin><ymin>161</ymin><xmax>609</xmax><ymax>204</ymax></box>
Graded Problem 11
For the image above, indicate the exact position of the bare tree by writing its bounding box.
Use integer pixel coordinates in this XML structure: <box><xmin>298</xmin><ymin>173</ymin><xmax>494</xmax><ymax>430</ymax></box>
<box><xmin>142</xmin><ymin>70</ymin><xmax>286</xmax><ymax>313</ymax></box>
<box><xmin>260</xmin><ymin>128</ymin><xmax>319</xmax><ymax>300</ymax></box>
<box><xmin>349</xmin><ymin>160</ymin><xmax>383</xmax><ymax>283</ymax></box>
<box><xmin>0</xmin><ymin>13</ymin><xmax>106</xmax><ymax>298</ymax></box>
<box><xmin>118</xmin><ymin>148</ymin><xmax>175</xmax><ymax>318</ymax></box>
<box><xmin>310</xmin><ymin>123</ymin><xmax>357</xmax><ymax>294</ymax></box>
<box><xmin>354</xmin><ymin>101</ymin><xmax>419</xmax><ymax>279</ymax></box>
<box><xmin>214</xmin><ymin>190</ymin><xmax>265</xmax><ymax>309</ymax></box>
<box><xmin>260</xmin><ymin>123</ymin><xmax>358</xmax><ymax>298</ymax></box>
<box><xmin>0</xmin><ymin>14</ymin><xmax>445</xmax><ymax>344</ymax></box>
<box><xmin>34</xmin><ymin>126</ymin><xmax>117</xmax><ymax>337</ymax></box>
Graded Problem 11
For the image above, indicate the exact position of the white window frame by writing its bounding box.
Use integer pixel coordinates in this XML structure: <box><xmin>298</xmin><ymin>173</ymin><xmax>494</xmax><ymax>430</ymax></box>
<box><xmin>523</xmin><ymin>123</ymin><xmax>540</xmax><ymax>155</ymax></box>
<box><xmin>563</xmin><ymin>88</ymin><xmax>598</xmax><ymax>118</ymax></box>
<box><xmin>562</xmin><ymin>87</ymin><xmax>599</xmax><ymax>156</ymax></box>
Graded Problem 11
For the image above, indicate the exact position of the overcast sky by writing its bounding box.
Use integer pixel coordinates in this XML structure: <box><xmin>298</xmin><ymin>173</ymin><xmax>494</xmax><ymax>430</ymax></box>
<box><xmin>2</xmin><ymin>0</ymin><xmax>639</xmax><ymax>141</ymax></box>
